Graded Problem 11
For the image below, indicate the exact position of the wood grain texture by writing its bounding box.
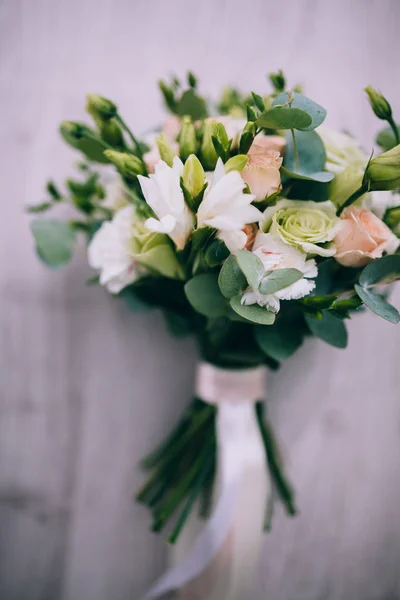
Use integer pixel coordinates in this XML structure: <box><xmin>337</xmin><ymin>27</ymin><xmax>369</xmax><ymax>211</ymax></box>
<box><xmin>0</xmin><ymin>0</ymin><xmax>400</xmax><ymax>598</ymax></box>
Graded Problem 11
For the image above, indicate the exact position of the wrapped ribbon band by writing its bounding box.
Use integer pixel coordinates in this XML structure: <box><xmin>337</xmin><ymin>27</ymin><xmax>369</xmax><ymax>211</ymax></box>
<box><xmin>143</xmin><ymin>363</ymin><xmax>269</xmax><ymax>600</ymax></box>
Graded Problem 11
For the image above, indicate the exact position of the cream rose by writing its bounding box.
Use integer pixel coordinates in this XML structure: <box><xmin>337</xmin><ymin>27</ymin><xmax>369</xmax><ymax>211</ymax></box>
<box><xmin>241</xmin><ymin>141</ymin><xmax>283</xmax><ymax>201</ymax></box>
<box><xmin>334</xmin><ymin>206</ymin><xmax>399</xmax><ymax>267</ymax></box>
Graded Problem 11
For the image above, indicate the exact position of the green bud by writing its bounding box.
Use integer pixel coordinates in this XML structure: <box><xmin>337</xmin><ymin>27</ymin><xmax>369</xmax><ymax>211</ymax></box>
<box><xmin>100</xmin><ymin>120</ymin><xmax>124</xmax><ymax>148</ymax></box>
<box><xmin>187</xmin><ymin>71</ymin><xmax>197</xmax><ymax>89</ymax></box>
<box><xmin>225</xmin><ymin>154</ymin><xmax>248</xmax><ymax>173</ymax></box>
<box><xmin>364</xmin><ymin>145</ymin><xmax>400</xmax><ymax>191</ymax></box>
<box><xmin>104</xmin><ymin>150</ymin><xmax>145</xmax><ymax>178</ymax></box>
<box><xmin>179</xmin><ymin>116</ymin><xmax>197</xmax><ymax>162</ymax></box>
<box><xmin>60</xmin><ymin>121</ymin><xmax>94</xmax><ymax>141</ymax></box>
<box><xmin>86</xmin><ymin>94</ymin><xmax>118</xmax><ymax>123</ymax></box>
<box><xmin>269</xmin><ymin>70</ymin><xmax>286</xmax><ymax>93</ymax></box>
<box><xmin>156</xmin><ymin>133</ymin><xmax>177</xmax><ymax>166</ymax></box>
<box><xmin>182</xmin><ymin>154</ymin><xmax>205</xmax><ymax>197</ymax></box>
<box><xmin>365</xmin><ymin>85</ymin><xmax>392</xmax><ymax>121</ymax></box>
<box><xmin>384</xmin><ymin>206</ymin><xmax>400</xmax><ymax>235</ymax></box>
<box><xmin>201</xmin><ymin>118</ymin><xmax>219</xmax><ymax>170</ymax></box>
<box><xmin>212</xmin><ymin>122</ymin><xmax>231</xmax><ymax>161</ymax></box>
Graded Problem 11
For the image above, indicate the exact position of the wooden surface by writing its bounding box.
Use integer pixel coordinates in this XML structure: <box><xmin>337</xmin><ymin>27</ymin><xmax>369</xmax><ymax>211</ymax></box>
<box><xmin>1</xmin><ymin>1</ymin><xmax>400</xmax><ymax>598</ymax></box>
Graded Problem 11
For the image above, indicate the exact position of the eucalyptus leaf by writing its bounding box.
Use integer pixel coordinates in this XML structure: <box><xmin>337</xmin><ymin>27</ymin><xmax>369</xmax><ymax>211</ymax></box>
<box><xmin>230</xmin><ymin>295</ymin><xmax>275</xmax><ymax>325</ymax></box>
<box><xmin>177</xmin><ymin>89</ymin><xmax>208</xmax><ymax>120</ymax></box>
<box><xmin>281</xmin><ymin>166</ymin><xmax>334</xmax><ymax>183</ymax></box>
<box><xmin>256</xmin><ymin>107</ymin><xmax>312</xmax><ymax>130</ymax></box>
<box><xmin>259</xmin><ymin>268</ymin><xmax>303</xmax><ymax>295</ymax></box>
<box><xmin>30</xmin><ymin>220</ymin><xmax>76</xmax><ymax>268</ymax></box>
<box><xmin>284</xmin><ymin>130</ymin><xmax>327</xmax><ymax>175</ymax></box>
<box><xmin>204</xmin><ymin>239</ymin><xmax>230</xmax><ymax>268</ymax></box>
<box><xmin>236</xmin><ymin>250</ymin><xmax>265</xmax><ymax>290</ymax></box>
<box><xmin>305</xmin><ymin>312</ymin><xmax>348</xmax><ymax>348</ymax></box>
<box><xmin>273</xmin><ymin>92</ymin><xmax>327</xmax><ymax>131</ymax></box>
<box><xmin>359</xmin><ymin>254</ymin><xmax>400</xmax><ymax>287</ymax></box>
<box><xmin>354</xmin><ymin>284</ymin><xmax>400</xmax><ymax>324</ymax></box>
<box><xmin>218</xmin><ymin>255</ymin><xmax>247</xmax><ymax>299</ymax></box>
<box><xmin>185</xmin><ymin>274</ymin><xmax>228</xmax><ymax>318</ymax></box>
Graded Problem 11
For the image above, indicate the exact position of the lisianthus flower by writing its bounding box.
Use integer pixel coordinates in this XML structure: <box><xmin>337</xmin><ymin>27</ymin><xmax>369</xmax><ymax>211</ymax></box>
<box><xmin>261</xmin><ymin>199</ymin><xmax>340</xmax><ymax>257</ymax></box>
<box><xmin>362</xmin><ymin>190</ymin><xmax>400</xmax><ymax>220</ymax></box>
<box><xmin>242</xmin><ymin>233</ymin><xmax>317</xmax><ymax>313</ymax></box>
<box><xmin>241</xmin><ymin>141</ymin><xmax>282</xmax><ymax>201</ymax></box>
<box><xmin>197</xmin><ymin>158</ymin><xmax>262</xmax><ymax>253</ymax></box>
<box><xmin>334</xmin><ymin>206</ymin><xmax>399</xmax><ymax>267</ymax></box>
<box><xmin>138</xmin><ymin>157</ymin><xmax>194</xmax><ymax>250</ymax></box>
<box><xmin>88</xmin><ymin>205</ymin><xmax>182</xmax><ymax>293</ymax></box>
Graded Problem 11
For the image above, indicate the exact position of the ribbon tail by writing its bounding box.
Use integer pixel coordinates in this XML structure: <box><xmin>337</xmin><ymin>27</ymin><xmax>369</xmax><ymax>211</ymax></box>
<box><xmin>142</xmin><ymin>400</ymin><xmax>269</xmax><ymax>600</ymax></box>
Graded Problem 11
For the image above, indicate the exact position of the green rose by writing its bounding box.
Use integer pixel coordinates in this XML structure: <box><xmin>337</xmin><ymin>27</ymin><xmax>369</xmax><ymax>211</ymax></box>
<box><xmin>261</xmin><ymin>199</ymin><xmax>340</xmax><ymax>256</ymax></box>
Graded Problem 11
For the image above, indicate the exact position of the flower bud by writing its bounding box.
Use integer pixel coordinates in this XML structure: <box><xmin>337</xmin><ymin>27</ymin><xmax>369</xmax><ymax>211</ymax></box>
<box><xmin>364</xmin><ymin>145</ymin><xmax>400</xmax><ymax>191</ymax></box>
<box><xmin>239</xmin><ymin>122</ymin><xmax>256</xmax><ymax>155</ymax></box>
<box><xmin>60</xmin><ymin>121</ymin><xmax>94</xmax><ymax>141</ymax></box>
<box><xmin>179</xmin><ymin>116</ymin><xmax>197</xmax><ymax>162</ymax></box>
<box><xmin>201</xmin><ymin>118</ymin><xmax>219</xmax><ymax>170</ymax></box>
<box><xmin>155</xmin><ymin>133</ymin><xmax>177</xmax><ymax>167</ymax></box>
<box><xmin>269</xmin><ymin>70</ymin><xmax>286</xmax><ymax>93</ymax></box>
<box><xmin>182</xmin><ymin>154</ymin><xmax>205</xmax><ymax>198</ymax></box>
<box><xmin>365</xmin><ymin>86</ymin><xmax>392</xmax><ymax>121</ymax></box>
<box><xmin>104</xmin><ymin>150</ymin><xmax>145</xmax><ymax>178</ymax></box>
<box><xmin>384</xmin><ymin>206</ymin><xmax>400</xmax><ymax>235</ymax></box>
<box><xmin>86</xmin><ymin>94</ymin><xmax>117</xmax><ymax>122</ymax></box>
<box><xmin>225</xmin><ymin>154</ymin><xmax>248</xmax><ymax>173</ymax></box>
<box><xmin>100</xmin><ymin>120</ymin><xmax>124</xmax><ymax>148</ymax></box>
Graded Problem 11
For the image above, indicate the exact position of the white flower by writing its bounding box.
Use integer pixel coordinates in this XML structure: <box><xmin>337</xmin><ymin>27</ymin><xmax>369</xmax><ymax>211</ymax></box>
<box><xmin>101</xmin><ymin>177</ymin><xmax>130</xmax><ymax>212</ymax></box>
<box><xmin>138</xmin><ymin>157</ymin><xmax>194</xmax><ymax>250</ymax></box>
<box><xmin>198</xmin><ymin>159</ymin><xmax>262</xmax><ymax>253</ymax></box>
<box><xmin>88</xmin><ymin>206</ymin><xmax>140</xmax><ymax>294</ymax></box>
<box><xmin>317</xmin><ymin>126</ymin><xmax>368</xmax><ymax>174</ymax></box>
<box><xmin>242</xmin><ymin>233</ymin><xmax>318</xmax><ymax>313</ymax></box>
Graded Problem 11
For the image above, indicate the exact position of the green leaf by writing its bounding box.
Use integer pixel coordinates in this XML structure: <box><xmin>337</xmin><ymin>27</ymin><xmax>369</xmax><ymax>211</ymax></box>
<box><xmin>354</xmin><ymin>284</ymin><xmax>400</xmax><ymax>324</ymax></box>
<box><xmin>30</xmin><ymin>220</ymin><xmax>76</xmax><ymax>268</ymax></box>
<box><xmin>230</xmin><ymin>295</ymin><xmax>275</xmax><ymax>325</ymax></box>
<box><xmin>283</xmin><ymin>130</ymin><xmax>328</xmax><ymax>175</ymax></box>
<box><xmin>376</xmin><ymin>123</ymin><xmax>400</xmax><ymax>151</ymax></box>
<box><xmin>177</xmin><ymin>89</ymin><xmax>208</xmax><ymax>120</ymax></box>
<box><xmin>273</xmin><ymin>92</ymin><xmax>327</xmax><ymax>131</ymax></box>
<box><xmin>255</xmin><ymin>323</ymin><xmax>303</xmax><ymax>361</ymax></box>
<box><xmin>236</xmin><ymin>250</ymin><xmax>265</xmax><ymax>290</ymax></box>
<box><xmin>204</xmin><ymin>239</ymin><xmax>230</xmax><ymax>268</ymax></box>
<box><xmin>251</xmin><ymin>91</ymin><xmax>265</xmax><ymax>113</ymax></box>
<box><xmin>329</xmin><ymin>295</ymin><xmax>363</xmax><ymax>318</ymax></box>
<box><xmin>256</xmin><ymin>107</ymin><xmax>312</xmax><ymax>130</ymax></box>
<box><xmin>305</xmin><ymin>312</ymin><xmax>348</xmax><ymax>348</ymax></box>
<box><xmin>281</xmin><ymin>166</ymin><xmax>334</xmax><ymax>183</ymax></box>
<box><xmin>119</xmin><ymin>286</ymin><xmax>152</xmax><ymax>312</ymax></box>
<box><xmin>26</xmin><ymin>202</ymin><xmax>53</xmax><ymax>213</ymax></box>
<box><xmin>313</xmin><ymin>259</ymin><xmax>337</xmax><ymax>295</ymax></box>
<box><xmin>185</xmin><ymin>274</ymin><xmax>228</xmax><ymax>317</ymax></box>
<box><xmin>301</xmin><ymin>295</ymin><xmax>336</xmax><ymax>309</ymax></box>
<box><xmin>359</xmin><ymin>254</ymin><xmax>400</xmax><ymax>287</ymax></box>
<box><xmin>259</xmin><ymin>268</ymin><xmax>303</xmax><ymax>295</ymax></box>
<box><xmin>218</xmin><ymin>255</ymin><xmax>247</xmax><ymax>298</ymax></box>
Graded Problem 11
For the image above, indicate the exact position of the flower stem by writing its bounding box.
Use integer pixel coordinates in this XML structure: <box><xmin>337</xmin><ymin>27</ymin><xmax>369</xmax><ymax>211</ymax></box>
<box><xmin>115</xmin><ymin>114</ymin><xmax>144</xmax><ymax>159</ymax></box>
<box><xmin>291</xmin><ymin>129</ymin><xmax>300</xmax><ymax>172</ymax></box>
<box><xmin>388</xmin><ymin>116</ymin><xmax>400</xmax><ymax>146</ymax></box>
<box><xmin>337</xmin><ymin>182</ymin><xmax>369</xmax><ymax>216</ymax></box>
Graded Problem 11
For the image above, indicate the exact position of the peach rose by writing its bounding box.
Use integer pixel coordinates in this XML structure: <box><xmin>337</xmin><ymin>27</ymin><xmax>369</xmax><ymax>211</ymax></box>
<box><xmin>334</xmin><ymin>206</ymin><xmax>399</xmax><ymax>267</ymax></box>
<box><xmin>241</xmin><ymin>141</ymin><xmax>283</xmax><ymax>201</ymax></box>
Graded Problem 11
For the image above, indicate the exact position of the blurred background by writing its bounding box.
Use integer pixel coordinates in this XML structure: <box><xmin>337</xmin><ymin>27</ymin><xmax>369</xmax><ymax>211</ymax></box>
<box><xmin>1</xmin><ymin>0</ymin><xmax>400</xmax><ymax>598</ymax></box>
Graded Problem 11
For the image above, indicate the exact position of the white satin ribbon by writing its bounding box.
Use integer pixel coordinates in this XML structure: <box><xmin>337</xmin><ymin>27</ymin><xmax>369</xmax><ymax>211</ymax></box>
<box><xmin>142</xmin><ymin>363</ymin><xmax>269</xmax><ymax>600</ymax></box>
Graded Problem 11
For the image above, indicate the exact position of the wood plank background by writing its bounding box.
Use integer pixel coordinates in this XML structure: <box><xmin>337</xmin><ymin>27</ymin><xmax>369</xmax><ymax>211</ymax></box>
<box><xmin>1</xmin><ymin>1</ymin><xmax>400</xmax><ymax>598</ymax></box>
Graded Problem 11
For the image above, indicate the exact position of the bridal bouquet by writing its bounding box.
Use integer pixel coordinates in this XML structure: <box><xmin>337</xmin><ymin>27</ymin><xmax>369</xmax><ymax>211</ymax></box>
<box><xmin>28</xmin><ymin>71</ymin><xmax>400</xmax><ymax>598</ymax></box>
